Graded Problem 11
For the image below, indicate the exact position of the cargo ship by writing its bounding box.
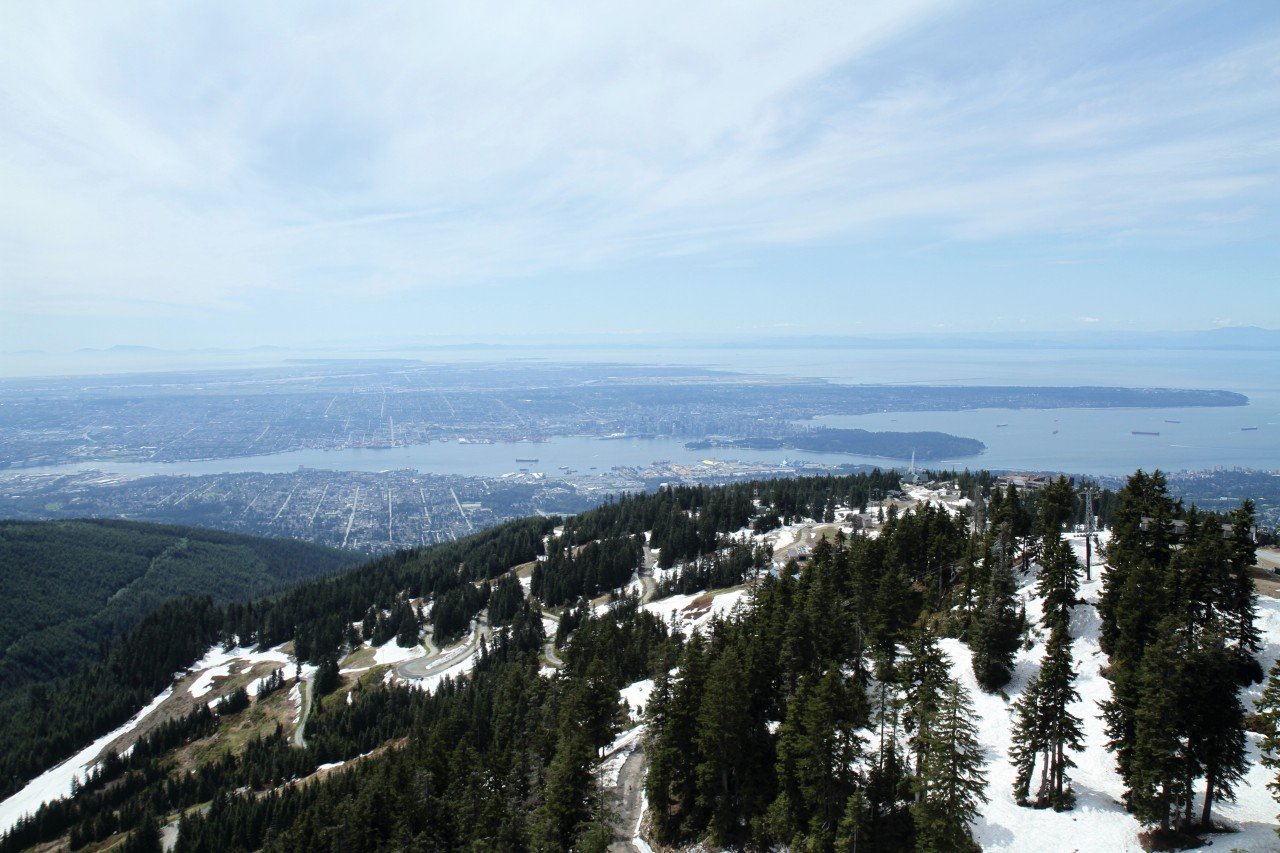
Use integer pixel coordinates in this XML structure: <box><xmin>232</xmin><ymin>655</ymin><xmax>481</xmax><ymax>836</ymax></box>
<box><xmin>1131</xmin><ymin>430</ymin><xmax>1160</xmax><ymax>436</ymax></box>
<box><xmin>515</xmin><ymin>457</ymin><xmax>539</xmax><ymax>463</ymax></box>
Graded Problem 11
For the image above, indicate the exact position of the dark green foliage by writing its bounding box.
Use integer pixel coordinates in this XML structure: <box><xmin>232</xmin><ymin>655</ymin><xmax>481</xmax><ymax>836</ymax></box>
<box><xmin>1035</xmin><ymin>476</ymin><xmax>1078</xmax><ymax>540</ymax></box>
<box><xmin>911</xmin><ymin>679</ymin><xmax>987</xmax><ymax>853</ymax></box>
<box><xmin>431</xmin><ymin>582</ymin><xmax>488</xmax><ymax>644</ymax></box>
<box><xmin>391</xmin><ymin>600</ymin><xmax>421</xmax><ymax>648</ymax></box>
<box><xmin>532</xmin><ymin>535</ymin><xmax>641</xmax><ymax>605</ymax></box>
<box><xmin>769</xmin><ymin>667</ymin><xmax>866</xmax><ymax>844</ymax></box>
<box><xmin>118</xmin><ymin>809</ymin><xmax>161</xmax><ymax>853</ymax></box>
<box><xmin>487</xmin><ymin>572</ymin><xmax>525</xmax><ymax>625</ymax></box>
<box><xmin>969</xmin><ymin>543</ymin><xmax>1020</xmax><ymax>691</ymax></box>
<box><xmin>1010</xmin><ymin>623</ymin><xmax>1083</xmax><ymax>810</ymax></box>
<box><xmin>1255</xmin><ymin>659</ymin><xmax>1280</xmax><ymax>841</ymax></box>
<box><xmin>313</xmin><ymin>655</ymin><xmax>340</xmax><ymax>697</ymax></box>
<box><xmin>656</xmin><ymin>541</ymin><xmax>770</xmax><ymax>597</ymax></box>
<box><xmin>0</xmin><ymin>518</ymin><xmax>552</xmax><ymax>804</ymax></box>
<box><xmin>215</xmin><ymin>686</ymin><xmax>250</xmax><ymax>717</ymax></box>
<box><xmin>0</xmin><ymin>519</ymin><xmax>357</xmax><ymax>699</ymax></box>
<box><xmin>645</xmin><ymin>513</ymin><xmax>987</xmax><ymax>851</ymax></box>
<box><xmin>1098</xmin><ymin>470</ymin><xmax>1260</xmax><ymax>834</ymax></box>
<box><xmin>0</xmin><ymin>470</ymin><xmax>1026</xmax><ymax>853</ymax></box>
<box><xmin>1036</xmin><ymin>534</ymin><xmax>1080</xmax><ymax>629</ymax></box>
<box><xmin>0</xmin><ymin>596</ymin><xmax>223</xmax><ymax>801</ymax></box>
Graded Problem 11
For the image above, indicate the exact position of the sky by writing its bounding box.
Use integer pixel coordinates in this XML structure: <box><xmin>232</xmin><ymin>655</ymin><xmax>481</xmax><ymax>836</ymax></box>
<box><xmin>1</xmin><ymin>0</ymin><xmax>1278</xmax><ymax>352</ymax></box>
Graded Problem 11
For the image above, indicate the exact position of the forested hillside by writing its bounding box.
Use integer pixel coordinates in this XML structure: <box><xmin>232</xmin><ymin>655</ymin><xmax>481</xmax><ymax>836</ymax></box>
<box><xmin>3</xmin><ymin>470</ymin><xmax>1277</xmax><ymax>852</ymax></box>
<box><xmin>0</xmin><ymin>520</ymin><xmax>359</xmax><ymax>699</ymax></box>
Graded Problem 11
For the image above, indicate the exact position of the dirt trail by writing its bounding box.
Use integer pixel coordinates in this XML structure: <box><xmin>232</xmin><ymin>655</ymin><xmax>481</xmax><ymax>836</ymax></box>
<box><xmin>608</xmin><ymin>747</ymin><xmax>649</xmax><ymax>852</ymax></box>
<box><xmin>292</xmin><ymin>672</ymin><xmax>313</xmax><ymax>748</ymax></box>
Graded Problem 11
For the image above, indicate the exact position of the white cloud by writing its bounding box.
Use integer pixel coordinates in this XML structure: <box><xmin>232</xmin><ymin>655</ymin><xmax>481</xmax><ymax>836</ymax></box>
<box><xmin>2</xmin><ymin>1</ymin><xmax>1279</xmax><ymax>318</ymax></box>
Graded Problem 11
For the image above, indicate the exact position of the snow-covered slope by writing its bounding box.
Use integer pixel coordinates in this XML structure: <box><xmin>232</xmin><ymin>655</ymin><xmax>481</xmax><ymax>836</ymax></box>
<box><xmin>940</xmin><ymin>535</ymin><xmax>1280</xmax><ymax>852</ymax></box>
<box><xmin>0</xmin><ymin>643</ymin><xmax>297</xmax><ymax>834</ymax></box>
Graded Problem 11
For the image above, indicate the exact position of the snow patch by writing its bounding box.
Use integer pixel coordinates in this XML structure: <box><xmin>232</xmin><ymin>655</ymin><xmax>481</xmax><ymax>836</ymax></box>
<box><xmin>620</xmin><ymin>679</ymin><xmax>655</xmax><ymax>722</ymax></box>
<box><xmin>186</xmin><ymin>644</ymin><xmax>290</xmax><ymax>699</ymax></box>
<box><xmin>938</xmin><ymin>537</ymin><xmax>1280</xmax><ymax>852</ymax></box>
<box><xmin>599</xmin><ymin>725</ymin><xmax>644</xmax><ymax>787</ymax></box>
<box><xmin>372</xmin><ymin>640</ymin><xmax>424</xmax><ymax>666</ymax></box>
<box><xmin>0</xmin><ymin>686</ymin><xmax>174</xmax><ymax>833</ymax></box>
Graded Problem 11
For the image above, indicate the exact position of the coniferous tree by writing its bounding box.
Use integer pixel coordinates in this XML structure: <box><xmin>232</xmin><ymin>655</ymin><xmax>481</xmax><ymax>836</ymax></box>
<box><xmin>694</xmin><ymin>645</ymin><xmax>769</xmax><ymax>846</ymax></box>
<box><xmin>1036</xmin><ymin>476</ymin><xmax>1077</xmax><ymax>541</ymax></box>
<box><xmin>532</xmin><ymin>728</ymin><xmax>597</xmax><ymax>851</ymax></box>
<box><xmin>1009</xmin><ymin>622</ymin><xmax>1082</xmax><ymax>809</ymax></box>
<box><xmin>1126</xmin><ymin>615</ymin><xmax>1192</xmax><ymax>832</ymax></box>
<box><xmin>1187</xmin><ymin>628</ymin><xmax>1249</xmax><ymax>828</ymax></box>
<box><xmin>901</xmin><ymin>627</ymin><xmax>950</xmax><ymax>791</ymax></box>
<box><xmin>1036</xmin><ymin>534</ymin><xmax>1080</xmax><ymax>629</ymax></box>
<box><xmin>1255</xmin><ymin>659</ymin><xmax>1280</xmax><ymax>842</ymax></box>
<box><xmin>911</xmin><ymin>679</ymin><xmax>988</xmax><ymax>853</ymax></box>
<box><xmin>769</xmin><ymin>666</ymin><xmax>865</xmax><ymax>845</ymax></box>
<box><xmin>394</xmin><ymin>601</ymin><xmax>420</xmax><ymax>648</ymax></box>
<box><xmin>970</xmin><ymin>529</ymin><xmax>1020</xmax><ymax>691</ymax></box>
<box><xmin>1099</xmin><ymin>472</ymin><xmax>1176</xmax><ymax>794</ymax></box>
<box><xmin>645</xmin><ymin>634</ymin><xmax>710</xmax><ymax>845</ymax></box>
<box><xmin>313</xmin><ymin>654</ymin><xmax>339</xmax><ymax>697</ymax></box>
<box><xmin>119</xmin><ymin>809</ymin><xmax>161</xmax><ymax>853</ymax></box>
<box><xmin>1224</xmin><ymin>500</ymin><xmax>1262</xmax><ymax>680</ymax></box>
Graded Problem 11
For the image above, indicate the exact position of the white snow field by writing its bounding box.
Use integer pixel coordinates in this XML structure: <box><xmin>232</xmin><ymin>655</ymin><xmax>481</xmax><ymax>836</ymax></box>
<box><xmin>641</xmin><ymin>587</ymin><xmax>749</xmax><ymax>632</ymax></box>
<box><xmin>940</xmin><ymin>534</ymin><xmax>1280</xmax><ymax>852</ymax></box>
<box><xmin>371</xmin><ymin>638</ymin><xmax>425</xmax><ymax>666</ymax></box>
<box><xmin>186</xmin><ymin>643</ymin><xmax>292</xmax><ymax>698</ymax></box>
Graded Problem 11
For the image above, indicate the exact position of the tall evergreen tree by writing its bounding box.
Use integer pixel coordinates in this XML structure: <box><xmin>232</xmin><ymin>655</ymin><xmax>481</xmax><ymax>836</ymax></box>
<box><xmin>901</xmin><ymin>627</ymin><xmax>951</xmax><ymax>790</ymax></box>
<box><xmin>1187</xmin><ymin>628</ymin><xmax>1249</xmax><ymax>829</ymax></box>
<box><xmin>1255</xmin><ymin>659</ymin><xmax>1280</xmax><ymax>843</ymax></box>
<box><xmin>645</xmin><ymin>634</ymin><xmax>710</xmax><ymax>845</ymax></box>
<box><xmin>769</xmin><ymin>666</ymin><xmax>865</xmax><ymax>845</ymax></box>
<box><xmin>1126</xmin><ymin>615</ymin><xmax>1193</xmax><ymax>831</ymax></box>
<box><xmin>1036</xmin><ymin>476</ymin><xmax>1077</xmax><ymax>542</ymax></box>
<box><xmin>970</xmin><ymin>529</ymin><xmax>1020</xmax><ymax>691</ymax></box>
<box><xmin>912</xmin><ymin>679</ymin><xmax>988</xmax><ymax>853</ymax></box>
<box><xmin>694</xmin><ymin>645</ymin><xmax>770</xmax><ymax>846</ymax></box>
<box><xmin>532</xmin><ymin>728</ymin><xmax>597</xmax><ymax>851</ymax></box>
<box><xmin>1036</xmin><ymin>534</ymin><xmax>1080</xmax><ymax>630</ymax></box>
<box><xmin>1009</xmin><ymin>623</ymin><xmax>1082</xmax><ymax>809</ymax></box>
<box><xmin>1098</xmin><ymin>471</ymin><xmax>1176</xmax><ymax>793</ymax></box>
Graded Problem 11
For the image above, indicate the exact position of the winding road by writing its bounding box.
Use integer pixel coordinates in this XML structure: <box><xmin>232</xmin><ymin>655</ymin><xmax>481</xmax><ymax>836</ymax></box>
<box><xmin>394</xmin><ymin>617</ymin><xmax>489</xmax><ymax>681</ymax></box>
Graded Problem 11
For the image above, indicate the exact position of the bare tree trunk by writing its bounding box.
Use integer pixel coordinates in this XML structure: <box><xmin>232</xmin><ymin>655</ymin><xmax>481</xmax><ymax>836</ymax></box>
<box><xmin>1200</xmin><ymin>771</ymin><xmax>1215</xmax><ymax>829</ymax></box>
<box><xmin>1183</xmin><ymin>771</ymin><xmax>1195</xmax><ymax>829</ymax></box>
<box><xmin>1054</xmin><ymin>742</ymin><xmax>1065</xmax><ymax>800</ymax></box>
<box><xmin>1038</xmin><ymin>747</ymin><xmax>1050</xmax><ymax>802</ymax></box>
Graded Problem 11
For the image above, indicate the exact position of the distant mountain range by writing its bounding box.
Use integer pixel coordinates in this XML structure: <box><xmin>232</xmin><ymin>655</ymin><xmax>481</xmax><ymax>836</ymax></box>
<box><xmin>7</xmin><ymin>326</ymin><xmax>1278</xmax><ymax>358</ymax></box>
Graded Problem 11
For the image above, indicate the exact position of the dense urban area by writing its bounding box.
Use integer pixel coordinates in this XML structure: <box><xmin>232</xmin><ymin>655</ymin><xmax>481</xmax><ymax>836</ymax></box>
<box><xmin>0</xmin><ymin>361</ymin><xmax>1244</xmax><ymax>468</ymax></box>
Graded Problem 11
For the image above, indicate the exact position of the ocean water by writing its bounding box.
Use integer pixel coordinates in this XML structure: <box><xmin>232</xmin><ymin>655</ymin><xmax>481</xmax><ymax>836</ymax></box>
<box><xmin>4</xmin><ymin>345</ymin><xmax>1276</xmax><ymax>477</ymax></box>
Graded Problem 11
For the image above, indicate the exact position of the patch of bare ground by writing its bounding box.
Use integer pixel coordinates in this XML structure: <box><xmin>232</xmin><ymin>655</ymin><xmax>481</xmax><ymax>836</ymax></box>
<box><xmin>1250</xmin><ymin>564</ymin><xmax>1280</xmax><ymax>599</ymax></box>
<box><xmin>92</xmin><ymin>658</ymin><xmax>284</xmax><ymax>766</ymax></box>
<box><xmin>171</xmin><ymin>683</ymin><xmax>297</xmax><ymax>772</ymax></box>
<box><xmin>339</xmin><ymin>645</ymin><xmax>376</xmax><ymax>670</ymax></box>
<box><xmin>266</xmin><ymin>737</ymin><xmax>408</xmax><ymax>794</ymax></box>
<box><xmin>1138</xmin><ymin>827</ymin><xmax>1207</xmax><ymax>851</ymax></box>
